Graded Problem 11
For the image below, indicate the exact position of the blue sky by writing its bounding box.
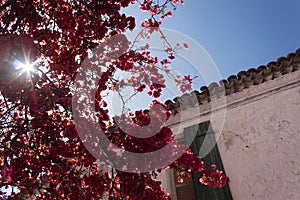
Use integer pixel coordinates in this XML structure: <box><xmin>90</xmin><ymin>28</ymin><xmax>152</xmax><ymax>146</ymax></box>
<box><xmin>112</xmin><ymin>0</ymin><xmax>300</xmax><ymax>112</ymax></box>
<box><xmin>125</xmin><ymin>0</ymin><xmax>300</xmax><ymax>79</ymax></box>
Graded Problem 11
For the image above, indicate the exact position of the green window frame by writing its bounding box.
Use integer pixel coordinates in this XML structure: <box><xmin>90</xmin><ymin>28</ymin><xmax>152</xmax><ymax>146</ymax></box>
<box><xmin>176</xmin><ymin>121</ymin><xmax>233</xmax><ymax>200</ymax></box>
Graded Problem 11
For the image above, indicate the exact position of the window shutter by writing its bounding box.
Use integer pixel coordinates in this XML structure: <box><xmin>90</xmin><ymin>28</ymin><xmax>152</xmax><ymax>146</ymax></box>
<box><xmin>183</xmin><ymin>121</ymin><xmax>233</xmax><ymax>200</ymax></box>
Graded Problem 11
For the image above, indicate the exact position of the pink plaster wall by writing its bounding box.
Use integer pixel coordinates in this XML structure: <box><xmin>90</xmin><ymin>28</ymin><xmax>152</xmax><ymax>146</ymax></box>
<box><xmin>218</xmin><ymin>80</ymin><xmax>300</xmax><ymax>199</ymax></box>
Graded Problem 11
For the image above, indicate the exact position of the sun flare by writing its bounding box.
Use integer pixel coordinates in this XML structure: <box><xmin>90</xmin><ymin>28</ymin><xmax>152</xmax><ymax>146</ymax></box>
<box><xmin>13</xmin><ymin>58</ymin><xmax>41</xmax><ymax>74</ymax></box>
<box><xmin>20</xmin><ymin>62</ymin><xmax>34</xmax><ymax>73</ymax></box>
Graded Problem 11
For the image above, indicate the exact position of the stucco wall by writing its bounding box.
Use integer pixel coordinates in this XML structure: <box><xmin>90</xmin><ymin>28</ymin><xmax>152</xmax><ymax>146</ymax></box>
<box><xmin>218</xmin><ymin>79</ymin><xmax>300</xmax><ymax>200</ymax></box>
<box><xmin>159</xmin><ymin>70</ymin><xmax>300</xmax><ymax>199</ymax></box>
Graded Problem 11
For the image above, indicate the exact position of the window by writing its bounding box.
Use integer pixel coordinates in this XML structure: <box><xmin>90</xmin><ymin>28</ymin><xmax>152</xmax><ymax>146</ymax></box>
<box><xmin>174</xmin><ymin>121</ymin><xmax>233</xmax><ymax>200</ymax></box>
<box><xmin>174</xmin><ymin>170</ymin><xmax>197</xmax><ymax>200</ymax></box>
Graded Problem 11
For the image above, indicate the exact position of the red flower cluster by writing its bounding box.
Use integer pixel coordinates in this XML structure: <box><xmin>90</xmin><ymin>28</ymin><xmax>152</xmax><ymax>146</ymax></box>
<box><xmin>199</xmin><ymin>169</ymin><xmax>228</xmax><ymax>187</ymax></box>
<box><xmin>174</xmin><ymin>74</ymin><xmax>193</xmax><ymax>92</ymax></box>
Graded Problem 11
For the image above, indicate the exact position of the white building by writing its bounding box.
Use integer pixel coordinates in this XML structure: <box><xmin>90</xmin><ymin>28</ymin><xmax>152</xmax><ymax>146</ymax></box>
<box><xmin>158</xmin><ymin>48</ymin><xmax>300</xmax><ymax>200</ymax></box>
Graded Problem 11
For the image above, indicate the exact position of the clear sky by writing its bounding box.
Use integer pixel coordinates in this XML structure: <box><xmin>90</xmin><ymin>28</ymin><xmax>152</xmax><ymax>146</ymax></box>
<box><xmin>111</xmin><ymin>0</ymin><xmax>300</xmax><ymax>112</ymax></box>
<box><xmin>125</xmin><ymin>0</ymin><xmax>300</xmax><ymax>79</ymax></box>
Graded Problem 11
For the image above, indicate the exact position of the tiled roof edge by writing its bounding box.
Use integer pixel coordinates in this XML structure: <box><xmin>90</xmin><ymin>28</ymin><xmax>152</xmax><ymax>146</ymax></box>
<box><xmin>165</xmin><ymin>48</ymin><xmax>300</xmax><ymax>114</ymax></box>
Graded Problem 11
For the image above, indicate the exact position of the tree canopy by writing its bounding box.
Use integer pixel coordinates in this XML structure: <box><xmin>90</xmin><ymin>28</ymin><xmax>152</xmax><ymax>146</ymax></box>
<box><xmin>0</xmin><ymin>0</ymin><xmax>227</xmax><ymax>199</ymax></box>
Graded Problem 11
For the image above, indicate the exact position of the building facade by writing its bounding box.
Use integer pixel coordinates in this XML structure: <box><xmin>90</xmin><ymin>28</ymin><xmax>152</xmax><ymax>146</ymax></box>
<box><xmin>158</xmin><ymin>49</ymin><xmax>300</xmax><ymax>200</ymax></box>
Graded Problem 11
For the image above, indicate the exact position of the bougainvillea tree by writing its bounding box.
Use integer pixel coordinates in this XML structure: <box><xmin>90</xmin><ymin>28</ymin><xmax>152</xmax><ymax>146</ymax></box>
<box><xmin>0</xmin><ymin>0</ymin><xmax>228</xmax><ymax>199</ymax></box>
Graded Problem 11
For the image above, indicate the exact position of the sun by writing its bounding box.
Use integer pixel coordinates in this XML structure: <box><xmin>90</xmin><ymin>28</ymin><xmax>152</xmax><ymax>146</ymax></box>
<box><xmin>10</xmin><ymin>57</ymin><xmax>42</xmax><ymax>85</ymax></box>
<box><xmin>20</xmin><ymin>61</ymin><xmax>34</xmax><ymax>73</ymax></box>
<box><xmin>13</xmin><ymin>58</ymin><xmax>40</xmax><ymax>74</ymax></box>
<box><xmin>9</xmin><ymin>57</ymin><xmax>42</xmax><ymax>85</ymax></box>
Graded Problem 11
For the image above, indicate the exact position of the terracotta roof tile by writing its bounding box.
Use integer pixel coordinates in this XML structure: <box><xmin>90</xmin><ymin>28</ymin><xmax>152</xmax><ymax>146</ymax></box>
<box><xmin>165</xmin><ymin>48</ymin><xmax>300</xmax><ymax>114</ymax></box>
